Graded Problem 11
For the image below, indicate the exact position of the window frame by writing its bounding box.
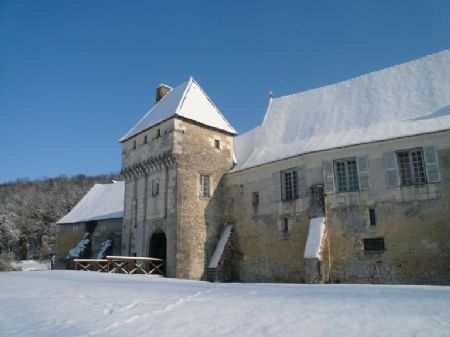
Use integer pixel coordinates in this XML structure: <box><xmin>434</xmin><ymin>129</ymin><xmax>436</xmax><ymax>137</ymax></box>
<box><xmin>152</xmin><ymin>179</ymin><xmax>160</xmax><ymax>197</ymax></box>
<box><xmin>199</xmin><ymin>174</ymin><xmax>210</xmax><ymax>198</ymax></box>
<box><xmin>214</xmin><ymin>139</ymin><xmax>221</xmax><ymax>149</ymax></box>
<box><xmin>334</xmin><ymin>158</ymin><xmax>359</xmax><ymax>193</ymax></box>
<box><xmin>252</xmin><ymin>191</ymin><xmax>259</xmax><ymax>208</ymax></box>
<box><xmin>396</xmin><ymin>148</ymin><xmax>427</xmax><ymax>186</ymax></box>
<box><xmin>364</xmin><ymin>238</ymin><xmax>385</xmax><ymax>252</ymax></box>
<box><xmin>281</xmin><ymin>169</ymin><xmax>299</xmax><ymax>201</ymax></box>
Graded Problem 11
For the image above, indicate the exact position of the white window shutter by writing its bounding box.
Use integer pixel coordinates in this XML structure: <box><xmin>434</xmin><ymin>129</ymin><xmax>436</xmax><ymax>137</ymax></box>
<box><xmin>272</xmin><ymin>172</ymin><xmax>282</xmax><ymax>203</ymax></box>
<box><xmin>297</xmin><ymin>165</ymin><xmax>307</xmax><ymax>198</ymax></box>
<box><xmin>383</xmin><ymin>152</ymin><xmax>399</xmax><ymax>187</ymax></box>
<box><xmin>322</xmin><ymin>160</ymin><xmax>335</xmax><ymax>194</ymax></box>
<box><xmin>423</xmin><ymin>146</ymin><xmax>441</xmax><ymax>183</ymax></box>
<box><xmin>357</xmin><ymin>156</ymin><xmax>370</xmax><ymax>191</ymax></box>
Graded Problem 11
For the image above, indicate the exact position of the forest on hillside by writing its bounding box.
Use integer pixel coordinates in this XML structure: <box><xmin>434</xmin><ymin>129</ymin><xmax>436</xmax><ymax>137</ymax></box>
<box><xmin>0</xmin><ymin>174</ymin><xmax>121</xmax><ymax>260</ymax></box>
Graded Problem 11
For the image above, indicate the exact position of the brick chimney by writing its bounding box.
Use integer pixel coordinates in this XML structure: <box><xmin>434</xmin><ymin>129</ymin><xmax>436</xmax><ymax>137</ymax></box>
<box><xmin>156</xmin><ymin>83</ymin><xmax>172</xmax><ymax>102</ymax></box>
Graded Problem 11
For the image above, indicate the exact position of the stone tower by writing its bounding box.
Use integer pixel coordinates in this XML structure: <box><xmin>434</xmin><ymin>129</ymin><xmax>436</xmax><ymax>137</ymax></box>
<box><xmin>119</xmin><ymin>77</ymin><xmax>236</xmax><ymax>279</ymax></box>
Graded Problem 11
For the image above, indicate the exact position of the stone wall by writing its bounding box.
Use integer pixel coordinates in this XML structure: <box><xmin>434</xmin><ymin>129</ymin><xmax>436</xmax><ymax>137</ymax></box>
<box><xmin>326</xmin><ymin>148</ymin><xmax>450</xmax><ymax>284</ymax></box>
<box><xmin>173</xmin><ymin>117</ymin><xmax>234</xmax><ymax>280</ymax></box>
<box><xmin>121</xmin><ymin>119</ymin><xmax>178</xmax><ymax>277</ymax></box>
<box><xmin>55</xmin><ymin>218</ymin><xmax>122</xmax><ymax>269</ymax></box>
<box><xmin>121</xmin><ymin>116</ymin><xmax>234</xmax><ymax>280</ymax></box>
<box><xmin>225</xmin><ymin>130</ymin><xmax>450</xmax><ymax>284</ymax></box>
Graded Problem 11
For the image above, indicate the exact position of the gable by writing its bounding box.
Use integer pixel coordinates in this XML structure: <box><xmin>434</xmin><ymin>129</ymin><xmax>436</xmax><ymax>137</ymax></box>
<box><xmin>120</xmin><ymin>77</ymin><xmax>236</xmax><ymax>142</ymax></box>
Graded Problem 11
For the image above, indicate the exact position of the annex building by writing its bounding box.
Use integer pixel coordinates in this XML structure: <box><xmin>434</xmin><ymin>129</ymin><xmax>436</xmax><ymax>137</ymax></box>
<box><xmin>57</xmin><ymin>49</ymin><xmax>450</xmax><ymax>284</ymax></box>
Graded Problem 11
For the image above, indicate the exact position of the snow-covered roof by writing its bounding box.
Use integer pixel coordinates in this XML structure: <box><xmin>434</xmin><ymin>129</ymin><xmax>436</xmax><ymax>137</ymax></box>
<box><xmin>304</xmin><ymin>217</ymin><xmax>325</xmax><ymax>259</ymax></box>
<box><xmin>233</xmin><ymin>49</ymin><xmax>450</xmax><ymax>171</ymax></box>
<box><xmin>208</xmin><ymin>225</ymin><xmax>233</xmax><ymax>269</ymax></box>
<box><xmin>57</xmin><ymin>181</ymin><xmax>124</xmax><ymax>224</ymax></box>
<box><xmin>120</xmin><ymin>77</ymin><xmax>237</xmax><ymax>142</ymax></box>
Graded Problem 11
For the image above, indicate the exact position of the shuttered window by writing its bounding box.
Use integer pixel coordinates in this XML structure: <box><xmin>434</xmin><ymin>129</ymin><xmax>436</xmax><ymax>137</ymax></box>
<box><xmin>397</xmin><ymin>149</ymin><xmax>427</xmax><ymax>185</ymax></box>
<box><xmin>334</xmin><ymin>159</ymin><xmax>359</xmax><ymax>192</ymax></box>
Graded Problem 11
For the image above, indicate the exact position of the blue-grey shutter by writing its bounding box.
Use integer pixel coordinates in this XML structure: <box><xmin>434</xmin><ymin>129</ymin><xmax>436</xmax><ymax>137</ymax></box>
<box><xmin>423</xmin><ymin>146</ymin><xmax>441</xmax><ymax>183</ymax></box>
<box><xmin>384</xmin><ymin>152</ymin><xmax>399</xmax><ymax>187</ymax></box>
<box><xmin>297</xmin><ymin>165</ymin><xmax>307</xmax><ymax>198</ymax></box>
<box><xmin>357</xmin><ymin>156</ymin><xmax>370</xmax><ymax>191</ymax></box>
<box><xmin>272</xmin><ymin>171</ymin><xmax>282</xmax><ymax>203</ymax></box>
<box><xmin>322</xmin><ymin>160</ymin><xmax>335</xmax><ymax>194</ymax></box>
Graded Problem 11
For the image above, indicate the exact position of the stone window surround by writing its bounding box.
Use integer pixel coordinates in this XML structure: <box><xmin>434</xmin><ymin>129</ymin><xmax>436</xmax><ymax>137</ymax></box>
<box><xmin>363</xmin><ymin>237</ymin><xmax>385</xmax><ymax>252</ymax></box>
<box><xmin>199</xmin><ymin>173</ymin><xmax>211</xmax><ymax>198</ymax></box>
<box><xmin>334</xmin><ymin>157</ymin><xmax>359</xmax><ymax>193</ymax></box>
<box><xmin>281</xmin><ymin>168</ymin><xmax>298</xmax><ymax>201</ymax></box>
<box><xmin>396</xmin><ymin>148</ymin><xmax>427</xmax><ymax>186</ymax></box>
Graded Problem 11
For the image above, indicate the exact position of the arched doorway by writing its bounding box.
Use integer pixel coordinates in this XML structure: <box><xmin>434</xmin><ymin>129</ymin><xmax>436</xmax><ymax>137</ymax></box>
<box><xmin>149</xmin><ymin>231</ymin><xmax>167</xmax><ymax>275</ymax></box>
<box><xmin>148</xmin><ymin>231</ymin><xmax>167</xmax><ymax>275</ymax></box>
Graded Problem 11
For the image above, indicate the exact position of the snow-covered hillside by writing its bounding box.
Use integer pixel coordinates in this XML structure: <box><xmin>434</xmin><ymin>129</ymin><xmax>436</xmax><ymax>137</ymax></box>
<box><xmin>1</xmin><ymin>271</ymin><xmax>449</xmax><ymax>337</ymax></box>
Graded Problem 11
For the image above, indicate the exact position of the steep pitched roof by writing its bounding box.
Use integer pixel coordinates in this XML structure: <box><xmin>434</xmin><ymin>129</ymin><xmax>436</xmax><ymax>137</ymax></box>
<box><xmin>120</xmin><ymin>77</ymin><xmax>236</xmax><ymax>142</ymax></box>
<box><xmin>57</xmin><ymin>181</ymin><xmax>124</xmax><ymax>224</ymax></box>
<box><xmin>233</xmin><ymin>49</ymin><xmax>450</xmax><ymax>172</ymax></box>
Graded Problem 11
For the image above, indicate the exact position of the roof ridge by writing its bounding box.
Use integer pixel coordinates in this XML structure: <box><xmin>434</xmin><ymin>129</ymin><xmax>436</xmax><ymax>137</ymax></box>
<box><xmin>188</xmin><ymin>77</ymin><xmax>237</xmax><ymax>134</ymax></box>
<box><xmin>274</xmin><ymin>48</ymin><xmax>450</xmax><ymax>101</ymax></box>
<box><xmin>174</xmin><ymin>76</ymin><xmax>193</xmax><ymax>116</ymax></box>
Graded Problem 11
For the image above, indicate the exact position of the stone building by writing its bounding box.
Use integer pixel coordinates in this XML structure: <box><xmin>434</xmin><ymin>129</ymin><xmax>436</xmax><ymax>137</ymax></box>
<box><xmin>55</xmin><ymin>182</ymin><xmax>124</xmax><ymax>268</ymax></box>
<box><xmin>57</xmin><ymin>49</ymin><xmax>450</xmax><ymax>284</ymax></box>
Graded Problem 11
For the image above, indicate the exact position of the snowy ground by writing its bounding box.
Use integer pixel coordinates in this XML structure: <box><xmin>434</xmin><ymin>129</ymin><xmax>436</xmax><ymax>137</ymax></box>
<box><xmin>11</xmin><ymin>260</ymin><xmax>50</xmax><ymax>271</ymax></box>
<box><xmin>1</xmin><ymin>271</ymin><xmax>450</xmax><ymax>337</ymax></box>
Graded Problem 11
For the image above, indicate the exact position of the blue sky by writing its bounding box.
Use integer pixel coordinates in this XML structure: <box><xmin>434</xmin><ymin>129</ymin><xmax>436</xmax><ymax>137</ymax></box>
<box><xmin>1</xmin><ymin>0</ymin><xmax>449</xmax><ymax>183</ymax></box>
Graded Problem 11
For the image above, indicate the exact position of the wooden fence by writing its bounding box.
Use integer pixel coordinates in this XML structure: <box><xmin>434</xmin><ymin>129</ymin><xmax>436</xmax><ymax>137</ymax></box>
<box><xmin>73</xmin><ymin>256</ymin><xmax>165</xmax><ymax>276</ymax></box>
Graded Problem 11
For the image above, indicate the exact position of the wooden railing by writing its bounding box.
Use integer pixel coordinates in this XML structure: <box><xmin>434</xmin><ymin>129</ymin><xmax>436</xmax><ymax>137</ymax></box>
<box><xmin>73</xmin><ymin>256</ymin><xmax>165</xmax><ymax>276</ymax></box>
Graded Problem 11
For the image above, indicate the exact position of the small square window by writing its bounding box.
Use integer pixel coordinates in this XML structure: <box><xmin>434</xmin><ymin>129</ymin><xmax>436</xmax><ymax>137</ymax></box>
<box><xmin>364</xmin><ymin>238</ymin><xmax>385</xmax><ymax>252</ymax></box>
<box><xmin>199</xmin><ymin>174</ymin><xmax>210</xmax><ymax>197</ymax></box>
<box><xmin>214</xmin><ymin>139</ymin><xmax>220</xmax><ymax>149</ymax></box>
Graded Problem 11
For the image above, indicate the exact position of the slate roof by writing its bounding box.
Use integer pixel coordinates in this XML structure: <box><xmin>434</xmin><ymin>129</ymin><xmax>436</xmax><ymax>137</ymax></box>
<box><xmin>233</xmin><ymin>49</ymin><xmax>450</xmax><ymax>171</ymax></box>
<box><xmin>120</xmin><ymin>77</ymin><xmax>236</xmax><ymax>142</ymax></box>
<box><xmin>57</xmin><ymin>181</ymin><xmax>124</xmax><ymax>224</ymax></box>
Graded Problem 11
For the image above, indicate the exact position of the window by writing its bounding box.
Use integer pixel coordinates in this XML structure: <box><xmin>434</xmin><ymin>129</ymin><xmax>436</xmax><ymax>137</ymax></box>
<box><xmin>214</xmin><ymin>139</ymin><xmax>220</xmax><ymax>149</ymax></box>
<box><xmin>199</xmin><ymin>174</ymin><xmax>210</xmax><ymax>197</ymax></box>
<box><xmin>364</xmin><ymin>238</ymin><xmax>385</xmax><ymax>252</ymax></box>
<box><xmin>369</xmin><ymin>208</ymin><xmax>376</xmax><ymax>226</ymax></box>
<box><xmin>282</xmin><ymin>170</ymin><xmax>298</xmax><ymax>201</ymax></box>
<box><xmin>397</xmin><ymin>149</ymin><xmax>426</xmax><ymax>185</ymax></box>
<box><xmin>282</xmin><ymin>217</ymin><xmax>289</xmax><ymax>233</ymax></box>
<box><xmin>132</xmin><ymin>140</ymin><xmax>136</xmax><ymax>150</ymax></box>
<box><xmin>152</xmin><ymin>179</ymin><xmax>160</xmax><ymax>196</ymax></box>
<box><xmin>143</xmin><ymin>135</ymin><xmax>148</xmax><ymax>144</ymax></box>
<box><xmin>157</xmin><ymin>129</ymin><xmax>161</xmax><ymax>138</ymax></box>
<box><xmin>334</xmin><ymin>159</ymin><xmax>359</xmax><ymax>192</ymax></box>
<box><xmin>252</xmin><ymin>192</ymin><xmax>259</xmax><ymax>208</ymax></box>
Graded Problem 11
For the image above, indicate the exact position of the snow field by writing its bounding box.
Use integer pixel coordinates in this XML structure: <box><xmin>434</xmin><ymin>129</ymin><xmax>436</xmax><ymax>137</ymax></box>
<box><xmin>0</xmin><ymin>271</ymin><xmax>449</xmax><ymax>337</ymax></box>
